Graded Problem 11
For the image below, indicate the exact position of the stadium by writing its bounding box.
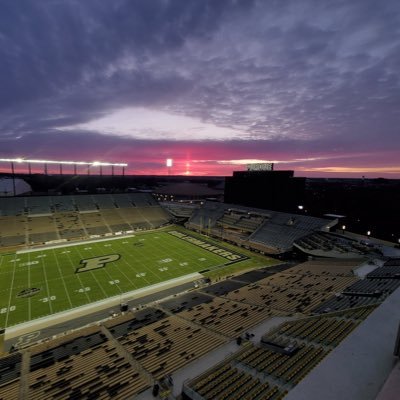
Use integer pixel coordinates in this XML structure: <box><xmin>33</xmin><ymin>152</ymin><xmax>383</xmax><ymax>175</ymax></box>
<box><xmin>2</xmin><ymin>1</ymin><xmax>400</xmax><ymax>398</ymax></box>
<box><xmin>0</xmin><ymin>163</ymin><xmax>399</xmax><ymax>400</ymax></box>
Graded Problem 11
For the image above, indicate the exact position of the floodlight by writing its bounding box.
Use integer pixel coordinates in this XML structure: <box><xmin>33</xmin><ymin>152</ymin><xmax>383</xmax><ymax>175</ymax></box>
<box><xmin>0</xmin><ymin>158</ymin><xmax>127</xmax><ymax>167</ymax></box>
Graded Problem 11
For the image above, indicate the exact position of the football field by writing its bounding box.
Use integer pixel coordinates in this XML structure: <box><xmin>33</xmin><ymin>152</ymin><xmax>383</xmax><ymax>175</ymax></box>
<box><xmin>0</xmin><ymin>228</ymin><xmax>267</xmax><ymax>328</ymax></box>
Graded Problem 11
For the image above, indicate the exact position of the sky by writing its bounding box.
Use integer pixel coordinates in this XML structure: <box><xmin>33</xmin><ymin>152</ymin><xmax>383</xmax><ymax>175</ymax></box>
<box><xmin>0</xmin><ymin>0</ymin><xmax>400</xmax><ymax>177</ymax></box>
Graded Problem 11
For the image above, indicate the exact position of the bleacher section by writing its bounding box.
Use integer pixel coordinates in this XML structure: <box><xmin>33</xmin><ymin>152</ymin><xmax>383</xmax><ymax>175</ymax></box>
<box><xmin>225</xmin><ymin>285</ymin><xmax>331</xmax><ymax>314</ymax></box>
<box><xmin>183</xmin><ymin>303</ymin><xmax>376</xmax><ymax>400</ymax></box>
<box><xmin>294</xmin><ymin>231</ymin><xmax>373</xmax><ymax>258</ymax></box>
<box><xmin>1</xmin><ymin>256</ymin><xmax>399</xmax><ymax>399</ymax></box>
<box><xmin>256</xmin><ymin>272</ymin><xmax>357</xmax><ymax>293</ymax></box>
<box><xmin>186</xmin><ymin>361</ymin><xmax>286</xmax><ymax>400</ymax></box>
<box><xmin>282</xmin><ymin>259</ymin><xmax>361</xmax><ymax>277</ymax></box>
<box><xmin>52</xmin><ymin>195</ymin><xmax>76</xmax><ymax>212</ymax></box>
<box><xmin>176</xmin><ymin>297</ymin><xmax>274</xmax><ymax>338</ymax></box>
<box><xmin>0</xmin><ymin>215</ymin><xmax>26</xmax><ymax>247</ymax></box>
<box><xmin>0</xmin><ymin>197</ymin><xmax>25</xmax><ymax>216</ymax></box>
<box><xmin>187</xmin><ymin>201</ymin><xmax>333</xmax><ymax>254</ymax></box>
<box><xmin>0</xmin><ymin>193</ymin><xmax>171</xmax><ymax>249</ymax></box>
<box><xmin>249</xmin><ymin>213</ymin><xmax>331</xmax><ymax>253</ymax></box>
<box><xmin>264</xmin><ymin>315</ymin><xmax>362</xmax><ymax>347</ymax></box>
<box><xmin>104</xmin><ymin>308</ymin><xmax>166</xmax><ymax>338</ymax></box>
<box><xmin>28</xmin><ymin>326</ymin><xmax>149</xmax><ymax>399</ymax></box>
<box><xmin>0</xmin><ymin>352</ymin><xmax>22</xmax><ymax>400</ymax></box>
<box><xmin>312</xmin><ymin>261</ymin><xmax>400</xmax><ymax>313</ymax></box>
<box><xmin>26</xmin><ymin>197</ymin><xmax>52</xmax><ymax>215</ymax></box>
<box><xmin>160</xmin><ymin>201</ymin><xmax>199</xmax><ymax>218</ymax></box>
<box><xmin>217</xmin><ymin>210</ymin><xmax>264</xmax><ymax>233</ymax></box>
<box><xmin>187</xmin><ymin>201</ymin><xmax>227</xmax><ymax>230</ymax></box>
<box><xmin>116</xmin><ymin>315</ymin><xmax>226</xmax><ymax>379</ymax></box>
<box><xmin>74</xmin><ymin>196</ymin><xmax>97</xmax><ymax>212</ymax></box>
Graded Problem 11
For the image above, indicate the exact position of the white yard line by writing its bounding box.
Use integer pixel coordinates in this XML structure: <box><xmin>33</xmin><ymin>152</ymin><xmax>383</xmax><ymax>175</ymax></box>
<box><xmin>41</xmin><ymin>256</ymin><xmax>53</xmax><ymax>315</ymax></box>
<box><xmin>62</xmin><ymin>250</ymin><xmax>91</xmax><ymax>303</ymax></box>
<box><xmin>108</xmin><ymin>241</ymin><xmax>143</xmax><ymax>288</ymax></box>
<box><xmin>3</xmin><ymin>227</ymin><xmax>227</xmax><ymax>328</ymax></box>
<box><xmin>52</xmin><ymin>249</ymin><xmax>74</xmax><ymax>309</ymax></box>
<box><xmin>5</xmin><ymin>272</ymin><xmax>202</xmax><ymax>338</ymax></box>
<box><xmin>27</xmin><ymin>252</ymin><xmax>32</xmax><ymax>321</ymax></box>
<box><xmin>4</xmin><ymin>254</ymin><xmax>18</xmax><ymax>328</ymax></box>
<box><xmin>15</xmin><ymin>227</ymin><xmax>170</xmax><ymax>254</ymax></box>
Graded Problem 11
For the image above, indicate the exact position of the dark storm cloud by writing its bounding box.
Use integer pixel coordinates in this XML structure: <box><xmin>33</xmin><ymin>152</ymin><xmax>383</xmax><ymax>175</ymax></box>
<box><xmin>0</xmin><ymin>0</ymin><xmax>399</xmax><ymax>174</ymax></box>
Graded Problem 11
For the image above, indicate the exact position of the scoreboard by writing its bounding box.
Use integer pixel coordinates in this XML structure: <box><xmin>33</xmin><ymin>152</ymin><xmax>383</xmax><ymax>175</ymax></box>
<box><xmin>246</xmin><ymin>163</ymin><xmax>274</xmax><ymax>171</ymax></box>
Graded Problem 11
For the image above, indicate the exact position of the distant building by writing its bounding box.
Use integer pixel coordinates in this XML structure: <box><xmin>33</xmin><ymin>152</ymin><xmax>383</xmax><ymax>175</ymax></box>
<box><xmin>0</xmin><ymin>177</ymin><xmax>31</xmax><ymax>196</ymax></box>
<box><xmin>224</xmin><ymin>170</ymin><xmax>305</xmax><ymax>212</ymax></box>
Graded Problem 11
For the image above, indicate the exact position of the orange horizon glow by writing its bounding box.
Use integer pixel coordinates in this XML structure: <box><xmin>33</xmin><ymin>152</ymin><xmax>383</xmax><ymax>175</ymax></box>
<box><xmin>1</xmin><ymin>159</ymin><xmax>400</xmax><ymax>179</ymax></box>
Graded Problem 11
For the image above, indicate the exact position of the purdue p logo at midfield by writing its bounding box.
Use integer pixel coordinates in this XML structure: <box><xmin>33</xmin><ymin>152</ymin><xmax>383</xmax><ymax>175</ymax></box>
<box><xmin>76</xmin><ymin>254</ymin><xmax>121</xmax><ymax>273</ymax></box>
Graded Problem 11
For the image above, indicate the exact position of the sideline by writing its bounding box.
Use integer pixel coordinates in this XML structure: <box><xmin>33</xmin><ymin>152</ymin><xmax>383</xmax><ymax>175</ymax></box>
<box><xmin>17</xmin><ymin>234</ymin><xmax>138</xmax><ymax>254</ymax></box>
<box><xmin>5</xmin><ymin>272</ymin><xmax>202</xmax><ymax>339</ymax></box>
<box><xmin>16</xmin><ymin>225</ymin><xmax>173</xmax><ymax>254</ymax></box>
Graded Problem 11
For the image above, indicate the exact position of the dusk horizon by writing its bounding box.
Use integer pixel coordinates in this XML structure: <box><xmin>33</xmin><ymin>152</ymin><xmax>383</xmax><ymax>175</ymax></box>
<box><xmin>1</xmin><ymin>1</ymin><xmax>400</xmax><ymax>178</ymax></box>
<box><xmin>1</xmin><ymin>157</ymin><xmax>399</xmax><ymax>179</ymax></box>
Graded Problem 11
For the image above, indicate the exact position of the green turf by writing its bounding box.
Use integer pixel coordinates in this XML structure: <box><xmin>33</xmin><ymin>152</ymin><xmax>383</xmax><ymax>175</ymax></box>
<box><xmin>0</xmin><ymin>227</ymin><xmax>275</xmax><ymax>328</ymax></box>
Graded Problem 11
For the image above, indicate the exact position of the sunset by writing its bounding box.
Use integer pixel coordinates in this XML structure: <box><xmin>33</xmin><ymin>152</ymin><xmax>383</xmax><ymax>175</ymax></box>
<box><xmin>0</xmin><ymin>0</ymin><xmax>399</xmax><ymax>177</ymax></box>
<box><xmin>0</xmin><ymin>3</ymin><xmax>400</xmax><ymax>399</ymax></box>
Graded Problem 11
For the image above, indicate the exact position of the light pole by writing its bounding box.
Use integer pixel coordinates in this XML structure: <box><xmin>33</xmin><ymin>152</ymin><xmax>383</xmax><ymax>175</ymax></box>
<box><xmin>10</xmin><ymin>161</ymin><xmax>16</xmax><ymax>197</ymax></box>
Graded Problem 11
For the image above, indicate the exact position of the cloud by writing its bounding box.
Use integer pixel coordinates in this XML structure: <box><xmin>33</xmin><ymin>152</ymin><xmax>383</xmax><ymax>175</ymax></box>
<box><xmin>58</xmin><ymin>107</ymin><xmax>247</xmax><ymax>141</ymax></box>
<box><xmin>0</xmin><ymin>0</ymin><xmax>400</xmax><ymax>176</ymax></box>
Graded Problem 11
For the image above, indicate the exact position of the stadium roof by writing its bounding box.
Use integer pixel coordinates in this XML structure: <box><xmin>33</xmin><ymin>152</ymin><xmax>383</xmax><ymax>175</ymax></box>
<box><xmin>0</xmin><ymin>158</ymin><xmax>127</xmax><ymax>167</ymax></box>
<box><xmin>0</xmin><ymin>177</ymin><xmax>31</xmax><ymax>196</ymax></box>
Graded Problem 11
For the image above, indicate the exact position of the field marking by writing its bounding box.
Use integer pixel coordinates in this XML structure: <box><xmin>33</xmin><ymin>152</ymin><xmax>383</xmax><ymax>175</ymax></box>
<box><xmin>89</xmin><ymin>272</ymin><xmax>109</xmax><ymax>298</ymax></box>
<box><xmin>133</xmin><ymin>238</ymin><xmax>175</xmax><ymax>283</ymax></box>
<box><xmin>5</xmin><ymin>272</ymin><xmax>202</xmax><ymax>337</ymax></box>
<box><xmin>75</xmin><ymin>249</ymin><xmax>107</xmax><ymax>302</ymax></box>
<box><xmin>142</xmin><ymin>234</ymin><xmax>188</xmax><ymax>279</ymax></box>
<box><xmin>62</xmin><ymin>249</ymin><xmax>91</xmax><ymax>303</ymax></box>
<box><xmin>15</xmin><ymin>232</ymin><xmax>141</xmax><ymax>254</ymax></box>
<box><xmin>0</xmin><ymin>228</ymin><xmax>257</xmax><ymax>327</ymax></box>
<box><xmin>112</xmin><ymin>255</ymin><xmax>140</xmax><ymax>288</ymax></box>
<box><xmin>4</xmin><ymin>254</ymin><xmax>18</xmax><ymax>327</ymax></box>
<box><xmin>52</xmin><ymin>248</ymin><xmax>74</xmax><ymax>309</ymax></box>
<box><xmin>154</xmin><ymin>232</ymin><xmax>224</xmax><ymax>273</ymax></box>
<box><xmin>109</xmin><ymin>240</ymin><xmax>151</xmax><ymax>288</ymax></box>
<box><xmin>160</xmin><ymin>233</ymin><xmax>217</xmax><ymax>275</ymax></box>
<box><xmin>27</xmin><ymin>252</ymin><xmax>32</xmax><ymax>321</ymax></box>
<box><xmin>41</xmin><ymin>259</ymin><xmax>53</xmax><ymax>315</ymax></box>
<box><xmin>77</xmin><ymin>245</ymin><xmax>122</xmax><ymax>301</ymax></box>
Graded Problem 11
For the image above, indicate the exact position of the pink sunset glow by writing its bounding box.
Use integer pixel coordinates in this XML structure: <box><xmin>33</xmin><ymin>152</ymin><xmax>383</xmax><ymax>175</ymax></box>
<box><xmin>0</xmin><ymin>1</ymin><xmax>399</xmax><ymax>179</ymax></box>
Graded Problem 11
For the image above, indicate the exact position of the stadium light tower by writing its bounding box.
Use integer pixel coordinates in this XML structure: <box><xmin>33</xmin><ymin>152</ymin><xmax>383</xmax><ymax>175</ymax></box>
<box><xmin>0</xmin><ymin>158</ymin><xmax>127</xmax><ymax>176</ymax></box>
<box><xmin>166</xmin><ymin>158</ymin><xmax>173</xmax><ymax>175</ymax></box>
